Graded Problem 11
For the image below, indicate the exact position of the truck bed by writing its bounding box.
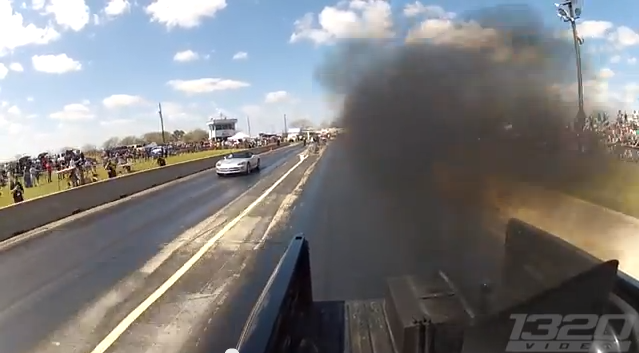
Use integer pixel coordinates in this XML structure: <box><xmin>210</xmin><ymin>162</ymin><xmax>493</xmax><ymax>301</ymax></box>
<box><xmin>297</xmin><ymin>299</ymin><xmax>395</xmax><ymax>353</ymax></box>
<box><xmin>234</xmin><ymin>237</ymin><xmax>470</xmax><ymax>353</ymax></box>
<box><xmin>236</xmin><ymin>227</ymin><xmax>639</xmax><ymax>353</ymax></box>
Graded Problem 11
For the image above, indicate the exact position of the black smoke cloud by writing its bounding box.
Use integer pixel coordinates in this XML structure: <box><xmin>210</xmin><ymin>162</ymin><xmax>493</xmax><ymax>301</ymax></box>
<box><xmin>315</xmin><ymin>5</ymin><xmax>613</xmax><ymax>304</ymax></box>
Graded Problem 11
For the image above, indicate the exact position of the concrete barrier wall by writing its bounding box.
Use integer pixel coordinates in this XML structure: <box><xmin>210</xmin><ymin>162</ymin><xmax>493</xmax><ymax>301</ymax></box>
<box><xmin>436</xmin><ymin>163</ymin><xmax>639</xmax><ymax>278</ymax></box>
<box><xmin>0</xmin><ymin>144</ymin><xmax>287</xmax><ymax>241</ymax></box>
<box><xmin>494</xmin><ymin>180</ymin><xmax>639</xmax><ymax>278</ymax></box>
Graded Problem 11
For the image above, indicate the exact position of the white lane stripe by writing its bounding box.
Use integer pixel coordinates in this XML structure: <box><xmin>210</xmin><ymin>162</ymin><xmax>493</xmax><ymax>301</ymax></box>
<box><xmin>88</xmin><ymin>153</ymin><xmax>308</xmax><ymax>353</ymax></box>
<box><xmin>253</xmin><ymin>150</ymin><xmax>322</xmax><ymax>250</ymax></box>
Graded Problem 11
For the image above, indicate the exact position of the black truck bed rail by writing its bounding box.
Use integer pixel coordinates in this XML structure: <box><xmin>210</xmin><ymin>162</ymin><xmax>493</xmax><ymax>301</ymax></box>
<box><xmin>236</xmin><ymin>220</ymin><xmax>639</xmax><ymax>353</ymax></box>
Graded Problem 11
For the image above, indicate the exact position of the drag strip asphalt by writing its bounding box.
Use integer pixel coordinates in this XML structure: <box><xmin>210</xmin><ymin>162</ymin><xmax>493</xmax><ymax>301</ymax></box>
<box><xmin>8</xmin><ymin>139</ymin><xmax>631</xmax><ymax>353</ymax></box>
<box><xmin>275</xmin><ymin>139</ymin><xmax>507</xmax><ymax>306</ymax></box>
<box><xmin>0</xmin><ymin>140</ymin><xmax>507</xmax><ymax>353</ymax></box>
<box><xmin>0</xmin><ymin>145</ymin><xmax>303</xmax><ymax>353</ymax></box>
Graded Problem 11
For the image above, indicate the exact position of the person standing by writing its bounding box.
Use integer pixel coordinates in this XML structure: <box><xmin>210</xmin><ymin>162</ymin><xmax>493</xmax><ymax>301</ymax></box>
<box><xmin>29</xmin><ymin>164</ymin><xmax>38</xmax><ymax>187</ymax></box>
<box><xmin>105</xmin><ymin>159</ymin><xmax>117</xmax><ymax>178</ymax></box>
<box><xmin>46</xmin><ymin>161</ymin><xmax>53</xmax><ymax>183</ymax></box>
<box><xmin>9</xmin><ymin>177</ymin><xmax>24</xmax><ymax>204</ymax></box>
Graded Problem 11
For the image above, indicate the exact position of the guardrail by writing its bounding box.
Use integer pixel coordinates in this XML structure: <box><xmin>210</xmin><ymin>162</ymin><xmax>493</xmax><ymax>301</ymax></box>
<box><xmin>236</xmin><ymin>235</ymin><xmax>313</xmax><ymax>353</ymax></box>
<box><xmin>0</xmin><ymin>144</ymin><xmax>287</xmax><ymax>242</ymax></box>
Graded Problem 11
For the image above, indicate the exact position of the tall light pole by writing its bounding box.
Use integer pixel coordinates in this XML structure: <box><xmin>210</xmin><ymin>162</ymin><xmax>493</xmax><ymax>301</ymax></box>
<box><xmin>246</xmin><ymin>116</ymin><xmax>252</xmax><ymax>137</ymax></box>
<box><xmin>556</xmin><ymin>1</ymin><xmax>586</xmax><ymax>133</ymax></box>
<box><xmin>283</xmin><ymin>114</ymin><xmax>288</xmax><ymax>135</ymax></box>
<box><xmin>158</xmin><ymin>103</ymin><xmax>166</xmax><ymax>144</ymax></box>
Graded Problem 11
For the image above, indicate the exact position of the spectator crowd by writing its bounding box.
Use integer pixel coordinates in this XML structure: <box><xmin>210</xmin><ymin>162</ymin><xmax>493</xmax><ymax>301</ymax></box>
<box><xmin>585</xmin><ymin>110</ymin><xmax>639</xmax><ymax>161</ymax></box>
<box><xmin>0</xmin><ymin>135</ymin><xmax>282</xmax><ymax>205</ymax></box>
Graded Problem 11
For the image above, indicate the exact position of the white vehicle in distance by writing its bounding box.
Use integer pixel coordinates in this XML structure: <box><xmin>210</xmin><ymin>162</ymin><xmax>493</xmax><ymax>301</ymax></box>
<box><xmin>215</xmin><ymin>151</ymin><xmax>261</xmax><ymax>176</ymax></box>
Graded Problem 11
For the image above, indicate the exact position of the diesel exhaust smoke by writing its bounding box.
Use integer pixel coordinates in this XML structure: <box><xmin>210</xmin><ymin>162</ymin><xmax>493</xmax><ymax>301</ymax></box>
<box><xmin>316</xmin><ymin>4</ymin><xmax>614</xmax><ymax>305</ymax></box>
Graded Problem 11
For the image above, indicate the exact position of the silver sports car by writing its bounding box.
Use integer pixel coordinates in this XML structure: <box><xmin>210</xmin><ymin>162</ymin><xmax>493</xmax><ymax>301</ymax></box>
<box><xmin>215</xmin><ymin>151</ymin><xmax>261</xmax><ymax>176</ymax></box>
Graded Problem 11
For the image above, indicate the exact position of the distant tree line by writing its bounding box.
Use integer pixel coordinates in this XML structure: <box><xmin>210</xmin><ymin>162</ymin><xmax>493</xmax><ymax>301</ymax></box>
<box><xmin>71</xmin><ymin>128</ymin><xmax>210</xmax><ymax>154</ymax></box>
<box><xmin>73</xmin><ymin>118</ymin><xmax>335</xmax><ymax>154</ymax></box>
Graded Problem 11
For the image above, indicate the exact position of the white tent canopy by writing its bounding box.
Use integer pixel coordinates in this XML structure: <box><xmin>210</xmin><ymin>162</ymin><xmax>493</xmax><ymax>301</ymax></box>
<box><xmin>228</xmin><ymin>132</ymin><xmax>250</xmax><ymax>140</ymax></box>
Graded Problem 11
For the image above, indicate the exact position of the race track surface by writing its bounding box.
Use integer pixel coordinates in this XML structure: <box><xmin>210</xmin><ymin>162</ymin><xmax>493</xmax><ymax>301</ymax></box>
<box><xmin>274</xmin><ymin>140</ymin><xmax>507</xmax><ymax>303</ymax></box>
<box><xmin>0</xmin><ymin>141</ymin><xmax>511</xmax><ymax>353</ymax></box>
<box><xmin>2</xmin><ymin>139</ymin><xmax>627</xmax><ymax>353</ymax></box>
<box><xmin>0</xmin><ymin>145</ymin><xmax>307</xmax><ymax>353</ymax></box>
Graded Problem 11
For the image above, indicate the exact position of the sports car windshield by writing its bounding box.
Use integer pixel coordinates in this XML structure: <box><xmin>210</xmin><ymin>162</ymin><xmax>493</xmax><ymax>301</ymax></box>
<box><xmin>226</xmin><ymin>152</ymin><xmax>251</xmax><ymax>159</ymax></box>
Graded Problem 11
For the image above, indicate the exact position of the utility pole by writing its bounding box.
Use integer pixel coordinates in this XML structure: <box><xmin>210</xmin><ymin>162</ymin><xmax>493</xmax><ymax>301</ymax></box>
<box><xmin>283</xmin><ymin>113</ymin><xmax>288</xmax><ymax>135</ymax></box>
<box><xmin>246</xmin><ymin>116</ymin><xmax>252</xmax><ymax>137</ymax></box>
<box><xmin>158</xmin><ymin>103</ymin><xmax>166</xmax><ymax>144</ymax></box>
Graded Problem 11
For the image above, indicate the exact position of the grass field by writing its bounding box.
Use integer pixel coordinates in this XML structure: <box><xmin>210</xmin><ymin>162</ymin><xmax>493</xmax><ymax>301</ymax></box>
<box><xmin>0</xmin><ymin>149</ymin><xmax>240</xmax><ymax>208</ymax></box>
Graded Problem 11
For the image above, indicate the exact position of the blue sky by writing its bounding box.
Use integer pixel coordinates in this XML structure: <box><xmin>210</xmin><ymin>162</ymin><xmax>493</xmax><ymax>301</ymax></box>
<box><xmin>0</xmin><ymin>0</ymin><xmax>637</xmax><ymax>159</ymax></box>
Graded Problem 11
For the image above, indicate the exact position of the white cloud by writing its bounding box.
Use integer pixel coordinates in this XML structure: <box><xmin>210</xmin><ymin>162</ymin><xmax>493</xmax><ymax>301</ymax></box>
<box><xmin>598</xmin><ymin>67</ymin><xmax>615</xmax><ymax>79</ymax></box>
<box><xmin>576</xmin><ymin>21</ymin><xmax>614</xmax><ymax>39</ymax></box>
<box><xmin>50</xmin><ymin>103</ymin><xmax>94</xmax><ymax>121</ymax></box>
<box><xmin>609</xmin><ymin>26</ymin><xmax>639</xmax><ymax>47</ymax></box>
<box><xmin>26</xmin><ymin>96</ymin><xmax>34</xmax><ymax>102</ymax></box>
<box><xmin>0</xmin><ymin>63</ymin><xmax>7</xmax><ymax>79</ymax></box>
<box><xmin>232</xmin><ymin>51</ymin><xmax>248</xmax><ymax>60</ymax></box>
<box><xmin>0</xmin><ymin>0</ymin><xmax>61</xmax><ymax>56</ymax></box>
<box><xmin>402</xmin><ymin>9</ymin><xmax>558</xmax><ymax>66</ymax></box>
<box><xmin>7</xmin><ymin>105</ymin><xmax>20</xmax><ymax>115</ymax></box>
<box><xmin>167</xmin><ymin>78</ymin><xmax>250</xmax><ymax>93</ymax></box>
<box><xmin>610</xmin><ymin>55</ymin><xmax>621</xmax><ymax>63</ymax></box>
<box><xmin>146</xmin><ymin>0</ymin><xmax>227</xmax><ymax>29</ymax></box>
<box><xmin>9</xmin><ymin>62</ymin><xmax>23</xmax><ymax>71</ymax></box>
<box><xmin>629</xmin><ymin>57</ymin><xmax>637</xmax><ymax>65</ymax></box>
<box><xmin>102</xmin><ymin>94</ymin><xmax>145</xmax><ymax>109</ymax></box>
<box><xmin>104</xmin><ymin>0</ymin><xmax>130</xmax><ymax>17</ymax></box>
<box><xmin>290</xmin><ymin>0</ymin><xmax>394</xmax><ymax>44</ymax></box>
<box><xmin>264</xmin><ymin>91</ymin><xmax>289</xmax><ymax>103</ymax></box>
<box><xmin>406</xmin><ymin>18</ymin><xmax>499</xmax><ymax>50</ymax></box>
<box><xmin>173</xmin><ymin>50</ymin><xmax>199</xmax><ymax>62</ymax></box>
<box><xmin>32</xmin><ymin>54</ymin><xmax>82</xmax><ymax>73</ymax></box>
<box><xmin>403</xmin><ymin>2</ymin><xmax>454</xmax><ymax>19</ymax></box>
<box><xmin>31</xmin><ymin>0</ymin><xmax>45</xmax><ymax>10</ymax></box>
<box><xmin>44</xmin><ymin>0</ymin><xmax>91</xmax><ymax>31</ymax></box>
